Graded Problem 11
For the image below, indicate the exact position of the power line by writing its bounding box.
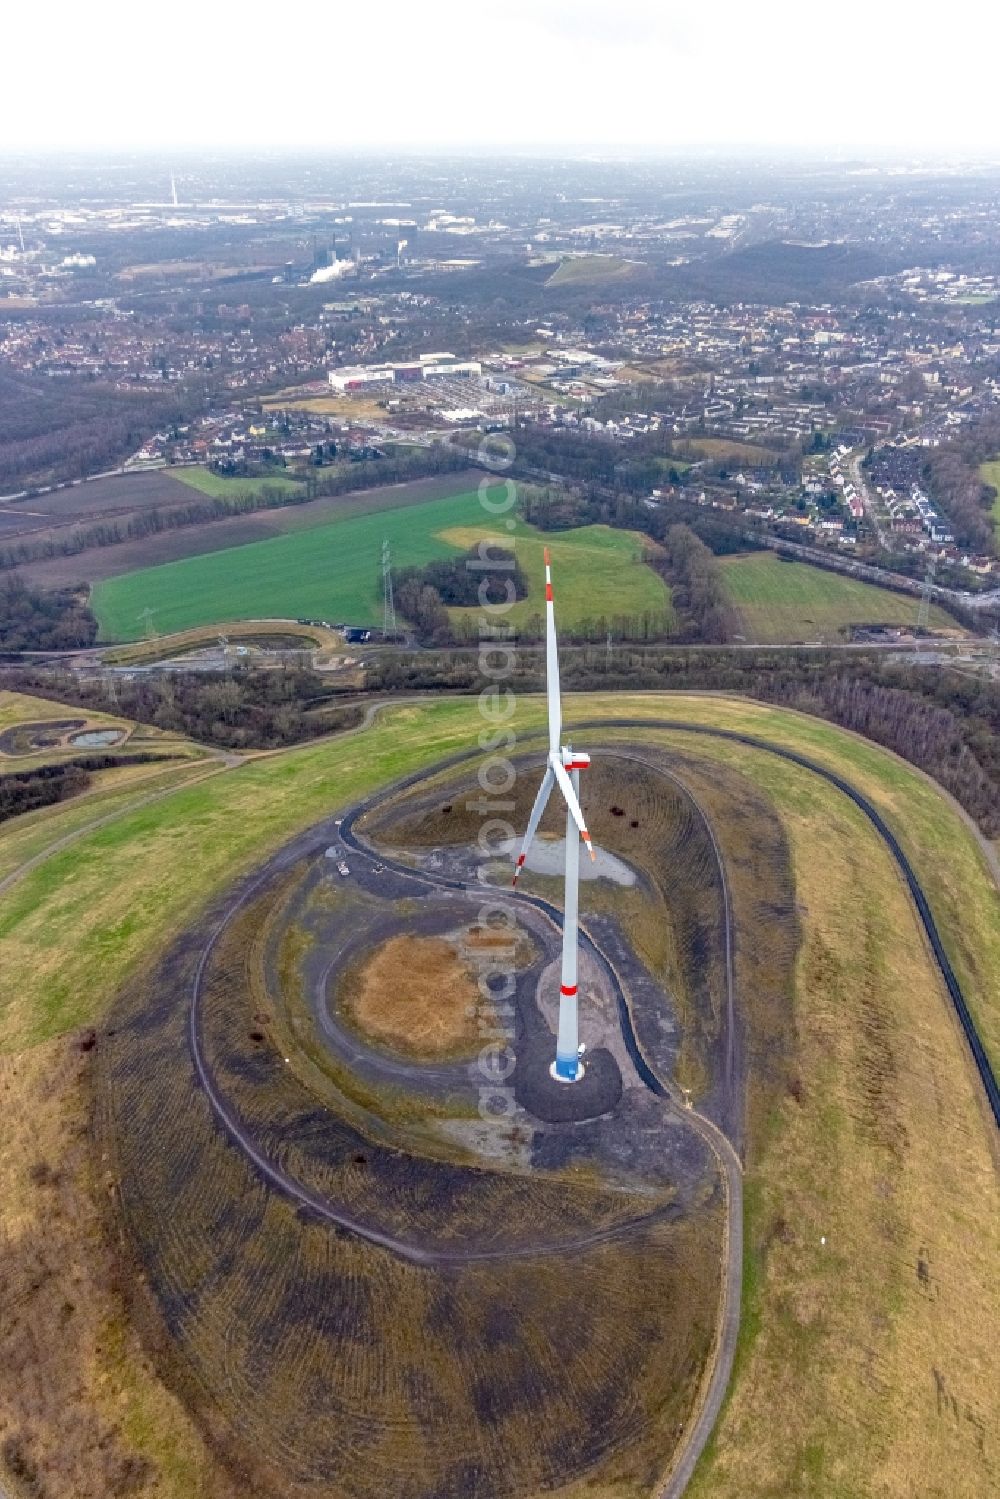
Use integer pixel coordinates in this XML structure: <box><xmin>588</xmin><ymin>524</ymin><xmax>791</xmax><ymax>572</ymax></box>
<box><xmin>916</xmin><ymin>557</ymin><xmax>936</xmax><ymax>633</ymax></box>
<box><xmin>381</xmin><ymin>539</ymin><xmax>396</xmax><ymax>640</ymax></box>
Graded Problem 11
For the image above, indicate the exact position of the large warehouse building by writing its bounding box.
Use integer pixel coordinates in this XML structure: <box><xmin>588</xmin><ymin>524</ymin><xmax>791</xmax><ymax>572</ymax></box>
<box><xmin>328</xmin><ymin>351</ymin><xmax>482</xmax><ymax>392</ymax></box>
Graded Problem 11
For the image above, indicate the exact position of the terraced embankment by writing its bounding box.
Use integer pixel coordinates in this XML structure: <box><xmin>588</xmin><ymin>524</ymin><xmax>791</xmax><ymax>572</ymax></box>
<box><xmin>0</xmin><ymin>693</ymin><xmax>995</xmax><ymax>1499</ymax></box>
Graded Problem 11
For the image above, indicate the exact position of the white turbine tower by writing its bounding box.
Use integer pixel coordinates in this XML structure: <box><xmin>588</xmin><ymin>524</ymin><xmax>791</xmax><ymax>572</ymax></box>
<box><xmin>512</xmin><ymin>547</ymin><xmax>595</xmax><ymax>1083</ymax></box>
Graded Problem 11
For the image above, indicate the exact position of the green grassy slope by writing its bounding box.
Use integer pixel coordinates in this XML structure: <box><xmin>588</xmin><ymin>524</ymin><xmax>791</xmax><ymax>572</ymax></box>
<box><xmin>442</xmin><ymin>518</ymin><xmax>673</xmax><ymax>633</ymax></box>
<box><xmin>980</xmin><ymin>458</ymin><xmax>1000</xmax><ymax>543</ymax></box>
<box><xmin>0</xmin><ymin>693</ymin><xmax>996</xmax><ymax>1069</ymax></box>
<box><xmin>721</xmin><ymin>551</ymin><xmax>958</xmax><ymax>642</ymax></box>
<box><xmin>168</xmin><ymin>467</ymin><xmax>304</xmax><ymax>498</ymax></box>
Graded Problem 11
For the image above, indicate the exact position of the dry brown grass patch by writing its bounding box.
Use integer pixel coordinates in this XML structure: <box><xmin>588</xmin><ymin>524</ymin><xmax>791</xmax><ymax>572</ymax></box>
<box><xmin>0</xmin><ymin>1039</ymin><xmax>233</xmax><ymax>1499</ymax></box>
<box><xmin>341</xmin><ymin>933</ymin><xmax>489</xmax><ymax>1059</ymax></box>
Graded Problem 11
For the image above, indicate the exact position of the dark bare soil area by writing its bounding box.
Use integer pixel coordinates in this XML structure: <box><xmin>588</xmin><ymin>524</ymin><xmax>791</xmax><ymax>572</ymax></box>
<box><xmin>5</xmin><ymin>471</ymin><xmax>195</xmax><ymax>521</ymax></box>
<box><xmin>16</xmin><ymin>469</ymin><xmax>485</xmax><ymax>588</ymax></box>
<box><xmin>369</xmin><ymin>743</ymin><xmax>799</xmax><ymax>1149</ymax></box>
<box><xmin>95</xmin><ymin>802</ymin><xmax>724</xmax><ymax>1498</ymax></box>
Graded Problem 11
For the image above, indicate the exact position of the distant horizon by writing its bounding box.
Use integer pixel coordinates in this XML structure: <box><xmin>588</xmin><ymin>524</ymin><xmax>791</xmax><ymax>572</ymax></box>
<box><xmin>5</xmin><ymin>144</ymin><xmax>1000</xmax><ymax>168</ymax></box>
<box><xmin>6</xmin><ymin>0</ymin><xmax>1000</xmax><ymax>157</ymax></box>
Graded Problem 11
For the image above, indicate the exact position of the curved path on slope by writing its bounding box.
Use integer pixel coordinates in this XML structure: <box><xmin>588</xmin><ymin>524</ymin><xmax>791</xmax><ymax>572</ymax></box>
<box><xmin>182</xmin><ymin>739</ymin><xmax>744</xmax><ymax>1496</ymax></box>
<box><xmin>342</xmin><ymin>708</ymin><xmax>1000</xmax><ymax>1493</ymax></box>
<box><xmin>572</xmin><ymin>717</ymin><xmax>1000</xmax><ymax>1494</ymax></box>
<box><xmin>187</xmin><ymin>764</ymin><xmax>737</xmax><ymax>1269</ymax></box>
<box><xmin>0</xmin><ymin>761</ymin><xmax>222</xmax><ymax>898</ymax></box>
<box><xmin>579</xmin><ymin>718</ymin><xmax>1000</xmax><ymax>1131</ymax></box>
<box><xmin>4</xmin><ymin>699</ymin><xmax>992</xmax><ymax>1497</ymax></box>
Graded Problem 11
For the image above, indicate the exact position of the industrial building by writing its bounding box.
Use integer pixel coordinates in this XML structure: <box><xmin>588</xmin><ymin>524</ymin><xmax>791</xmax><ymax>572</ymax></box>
<box><xmin>328</xmin><ymin>351</ymin><xmax>482</xmax><ymax>392</ymax></box>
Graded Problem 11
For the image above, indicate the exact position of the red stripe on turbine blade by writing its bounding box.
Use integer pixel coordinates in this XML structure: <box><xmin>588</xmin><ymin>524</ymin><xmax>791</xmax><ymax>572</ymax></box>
<box><xmin>545</xmin><ymin>583</ymin><xmax>553</xmax><ymax>601</ymax></box>
<box><xmin>560</xmin><ymin>984</ymin><xmax>578</xmax><ymax>996</ymax></box>
<box><xmin>517</xmin><ymin>854</ymin><xmax>526</xmax><ymax>865</ymax></box>
<box><xmin>544</xmin><ymin>546</ymin><xmax>551</xmax><ymax>566</ymax></box>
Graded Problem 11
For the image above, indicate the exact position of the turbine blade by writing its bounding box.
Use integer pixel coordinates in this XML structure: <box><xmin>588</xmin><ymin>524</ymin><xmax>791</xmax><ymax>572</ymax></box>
<box><xmin>544</xmin><ymin>547</ymin><xmax>561</xmax><ymax>757</ymax></box>
<box><xmin>512</xmin><ymin>766</ymin><xmax>555</xmax><ymax>885</ymax></box>
<box><xmin>552</xmin><ymin>758</ymin><xmax>596</xmax><ymax>861</ymax></box>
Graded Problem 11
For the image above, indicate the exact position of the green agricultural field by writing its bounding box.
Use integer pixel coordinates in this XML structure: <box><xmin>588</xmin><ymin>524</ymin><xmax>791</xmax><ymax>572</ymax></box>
<box><xmin>90</xmin><ymin>493</ymin><xmax>672</xmax><ymax>642</ymax></box>
<box><xmin>168</xmin><ymin>466</ymin><xmax>304</xmax><ymax>499</ymax></box>
<box><xmin>441</xmin><ymin>518</ymin><xmax>673</xmax><ymax>635</ymax></box>
<box><xmin>90</xmin><ymin>490</ymin><xmax>491</xmax><ymax>639</ymax></box>
<box><xmin>721</xmin><ymin>550</ymin><xmax>959</xmax><ymax>642</ymax></box>
<box><xmin>980</xmin><ymin>458</ymin><xmax>1000</xmax><ymax>542</ymax></box>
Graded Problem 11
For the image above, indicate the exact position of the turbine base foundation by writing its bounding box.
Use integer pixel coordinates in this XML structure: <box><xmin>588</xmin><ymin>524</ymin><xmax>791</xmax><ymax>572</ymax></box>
<box><xmin>550</xmin><ymin>1058</ymin><xmax>585</xmax><ymax>1084</ymax></box>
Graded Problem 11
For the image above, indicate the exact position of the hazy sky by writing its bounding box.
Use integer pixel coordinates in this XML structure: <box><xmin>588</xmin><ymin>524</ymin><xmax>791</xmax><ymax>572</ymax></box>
<box><xmin>5</xmin><ymin>0</ymin><xmax>1000</xmax><ymax>154</ymax></box>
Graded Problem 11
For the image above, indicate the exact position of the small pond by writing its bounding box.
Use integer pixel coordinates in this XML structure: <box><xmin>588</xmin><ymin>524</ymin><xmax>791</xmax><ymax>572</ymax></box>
<box><xmin>70</xmin><ymin>729</ymin><xmax>125</xmax><ymax>748</ymax></box>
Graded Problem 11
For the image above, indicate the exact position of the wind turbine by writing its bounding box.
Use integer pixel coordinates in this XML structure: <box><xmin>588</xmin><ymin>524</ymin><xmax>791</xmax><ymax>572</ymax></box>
<box><xmin>512</xmin><ymin>547</ymin><xmax>595</xmax><ymax>1082</ymax></box>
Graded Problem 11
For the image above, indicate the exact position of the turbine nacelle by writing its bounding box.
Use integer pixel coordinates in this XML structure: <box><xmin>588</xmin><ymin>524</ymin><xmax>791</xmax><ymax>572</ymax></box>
<box><xmin>511</xmin><ymin>747</ymin><xmax>595</xmax><ymax>885</ymax></box>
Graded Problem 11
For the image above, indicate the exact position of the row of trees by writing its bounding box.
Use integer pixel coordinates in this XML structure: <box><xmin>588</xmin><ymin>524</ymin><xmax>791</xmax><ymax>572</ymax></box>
<box><xmin>366</xmin><ymin>645</ymin><xmax>1000</xmax><ymax>837</ymax></box>
<box><xmin>655</xmin><ymin>525</ymin><xmax>738</xmax><ymax>643</ymax></box>
<box><xmin>0</xmin><ymin>447</ymin><xmax>474</xmax><ymax>572</ymax></box>
<box><xmin>923</xmin><ymin>414</ymin><xmax>1000</xmax><ymax>555</ymax></box>
<box><xmin>0</xmin><ymin>750</ymin><xmax>173</xmax><ymax>824</ymax></box>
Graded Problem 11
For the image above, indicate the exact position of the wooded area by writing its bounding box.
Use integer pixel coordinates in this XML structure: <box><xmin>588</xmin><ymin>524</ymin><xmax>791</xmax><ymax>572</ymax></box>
<box><xmin>1</xmin><ymin>665</ymin><xmax>363</xmax><ymax>752</ymax></box>
<box><xmin>367</xmin><ymin>645</ymin><xmax>1000</xmax><ymax>837</ymax></box>
<box><xmin>0</xmin><ymin>575</ymin><xmax>98</xmax><ymax>651</ymax></box>
<box><xmin>0</xmin><ymin>750</ymin><xmax>177</xmax><ymax>823</ymax></box>
<box><xmin>0</xmin><ymin>366</ymin><xmax>209</xmax><ymax>493</ymax></box>
<box><xmin>923</xmin><ymin>412</ymin><xmax>1000</xmax><ymax>554</ymax></box>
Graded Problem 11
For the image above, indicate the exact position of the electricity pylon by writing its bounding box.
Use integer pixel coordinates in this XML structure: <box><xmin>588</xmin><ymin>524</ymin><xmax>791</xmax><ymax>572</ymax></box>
<box><xmin>382</xmin><ymin>539</ymin><xmax>397</xmax><ymax>639</ymax></box>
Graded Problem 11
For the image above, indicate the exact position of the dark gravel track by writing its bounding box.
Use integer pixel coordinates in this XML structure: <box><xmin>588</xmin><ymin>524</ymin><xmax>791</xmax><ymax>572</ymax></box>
<box><xmin>579</xmin><ymin>719</ymin><xmax>1000</xmax><ymax>1132</ymax></box>
<box><xmin>185</xmin><ymin>707</ymin><xmax>996</xmax><ymax>1498</ymax></box>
